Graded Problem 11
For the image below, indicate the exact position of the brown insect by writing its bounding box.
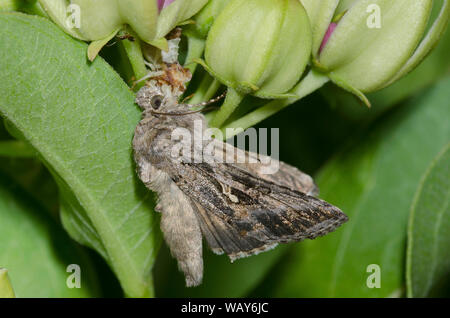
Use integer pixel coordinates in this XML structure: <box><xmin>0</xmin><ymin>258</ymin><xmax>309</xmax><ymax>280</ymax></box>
<box><xmin>133</xmin><ymin>62</ymin><xmax>348</xmax><ymax>287</ymax></box>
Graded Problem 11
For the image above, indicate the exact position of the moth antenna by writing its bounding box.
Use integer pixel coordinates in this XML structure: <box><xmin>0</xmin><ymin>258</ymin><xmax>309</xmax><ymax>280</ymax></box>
<box><xmin>151</xmin><ymin>91</ymin><xmax>227</xmax><ymax>117</ymax></box>
<box><xmin>181</xmin><ymin>93</ymin><xmax>195</xmax><ymax>104</ymax></box>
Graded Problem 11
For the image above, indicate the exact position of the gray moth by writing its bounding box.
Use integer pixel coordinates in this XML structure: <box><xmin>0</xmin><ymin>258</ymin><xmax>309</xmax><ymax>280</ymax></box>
<box><xmin>133</xmin><ymin>62</ymin><xmax>348</xmax><ymax>287</ymax></box>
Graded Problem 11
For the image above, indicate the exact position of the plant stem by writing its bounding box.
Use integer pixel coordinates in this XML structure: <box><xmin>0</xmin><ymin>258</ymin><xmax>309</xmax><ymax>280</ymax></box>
<box><xmin>204</xmin><ymin>79</ymin><xmax>221</xmax><ymax>102</ymax></box>
<box><xmin>185</xmin><ymin>36</ymin><xmax>205</xmax><ymax>75</ymax></box>
<box><xmin>0</xmin><ymin>140</ymin><xmax>35</xmax><ymax>157</ymax></box>
<box><xmin>121</xmin><ymin>29</ymin><xmax>148</xmax><ymax>91</ymax></box>
<box><xmin>209</xmin><ymin>87</ymin><xmax>244</xmax><ymax>128</ymax></box>
<box><xmin>189</xmin><ymin>76</ymin><xmax>221</xmax><ymax>104</ymax></box>
<box><xmin>0</xmin><ymin>268</ymin><xmax>15</xmax><ymax>298</ymax></box>
<box><xmin>222</xmin><ymin>70</ymin><xmax>330</xmax><ymax>138</ymax></box>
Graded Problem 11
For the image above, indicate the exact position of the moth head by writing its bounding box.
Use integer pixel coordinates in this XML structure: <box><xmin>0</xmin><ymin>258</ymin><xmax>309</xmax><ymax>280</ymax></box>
<box><xmin>135</xmin><ymin>85</ymin><xmax>173</xmax><ymax>112</ymax></box>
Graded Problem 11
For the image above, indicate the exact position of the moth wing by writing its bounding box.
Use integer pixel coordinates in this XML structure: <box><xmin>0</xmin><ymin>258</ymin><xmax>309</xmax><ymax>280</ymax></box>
<box><xmin>170</xmin><ymin>160</ymin><xmax>348</xmax><ymax>261</ymax></box>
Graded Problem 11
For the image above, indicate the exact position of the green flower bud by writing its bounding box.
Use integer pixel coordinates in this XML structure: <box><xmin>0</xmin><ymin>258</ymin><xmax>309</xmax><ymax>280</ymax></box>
<box><xmin>155</xmin><ymin>0</ymin><xmax>209</xmax><ymax>40</ymax></box>
<box><xmin>335</xmin><ymin>0</ymin><xmax>359</xmax><ymax>13</ymax></box>
<box><xmin>76</xmin><ymin>0</ymin><xmax>150</xmax><ymax>41</ymax></box>
<box><xmin>201</xmin><ymin>0</ymin><xmax>312</xmax><ymax>99</ymax></box>
<box><xmin>0</xmin><ymin>268</ymin><xmax>15</xmax><ymax>298</ymax></box>
<box><xmin>316</xmin><ymin>0</ymin><xmax>450</xmax><ymax>103</ymax></box>
<box><xmin>190</xmin><ymin>0</ymin><xmax>231</xmax><ymax>39</ymax></box>
<box><xmin>38</xmin><ymin>0</ymin><xmax>156</xmax><ymax>41</ymax></box>
<box><xmin>181</xmin><ymin>0</ymin><xmax>231</xmax><ymax>75</ymax></box>
<box><xmin>38</xmin><ymin>0</ymin><xmax>207</xmax><ymax>45</ymax></box>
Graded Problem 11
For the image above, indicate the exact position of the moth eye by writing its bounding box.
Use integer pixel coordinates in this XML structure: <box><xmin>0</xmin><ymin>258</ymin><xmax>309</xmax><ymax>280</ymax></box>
<box><xmin>151</xmin><ymin>95</ymin><xmax>163</xmax><ymax>110</ymax></box>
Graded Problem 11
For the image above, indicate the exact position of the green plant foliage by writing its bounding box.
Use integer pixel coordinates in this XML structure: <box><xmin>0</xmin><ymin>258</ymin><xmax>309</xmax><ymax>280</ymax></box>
<box><xmin>156</xmin><ymin>245</ymin><xmax>288</xmax><ymax>297</ymax></box>
<box><xmin>0</xmin><ymin>173</ymin><xmax>100</xmax><ymax>297</ymax></box>
<box><xmin>407</xmin><ymin>144</ymin><xmax>450</xmax><ymax>298</ymax></box>
<box><xmin>271</xmin><ymin>75</ymin><xmax>450</xmax><ymax>297</ymax></box>
<box><xmin>0</xmin><ymin>12</ymin><xmax>160</xmax><ymax>297</ymax></box>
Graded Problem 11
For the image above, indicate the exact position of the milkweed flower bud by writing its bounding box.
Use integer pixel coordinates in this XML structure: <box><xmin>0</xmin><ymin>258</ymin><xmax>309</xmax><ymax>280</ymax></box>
<box><xmin>196</xmin><ymin>0</ymin><xmax>312</xmax><ymax>128</ymax></box>
<box><xmin>190</xmin><ymin>0</ymin><xmax>231</xmax><ymax>39</ymax></box>
<box><xmin>319</xmin><ymin>22</ymin><xmax>337</xmax><ymax>53</ymax></box>
<box><xmin>154</xmin><ymin>0</ymin><xmax>209</xmax><ymax>44</ymax></box>
<box><xmin>38</xmin><ymin>0</ymin><xmax>157</xmax><ymax>42</ymax></box>
<box><xmin>181</xmin><ymin>0</ymin><xmax>231</xmax><ymax>75</ymax></box>
<box><xmin>38</xmin><ymin>0</ymin><xmax>208</xmax><ymax>47</ymax></box>
<box><xmin>219</xmin><ymin>0</ymin><xmax>449</xmax><ymax>133</ymax></box>
<box><xmin>300</xmin><ymin>0</ymin><xmax>340</xmax><ymax>57</ymax></box>
<box><xmin>315</xmin><ymin>0</ymin><xmax>450</xmax><ymax>104</ymax></box>
<box><xmin>158</xmin><ymin>0</ymin><xmax>175</xmax><ymax>11</ymax></box>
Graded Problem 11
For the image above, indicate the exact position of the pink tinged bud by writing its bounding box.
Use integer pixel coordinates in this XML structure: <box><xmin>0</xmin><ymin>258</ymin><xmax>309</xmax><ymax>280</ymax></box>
<box><xmin>158</xmin><ymin>0</ymin><xmax>176</xmax><ymax>12</ymax></box>
<box><xmin>319</xmin><ymin>22</ymin><xmax>337</xmax><ymax>53</ymax></box>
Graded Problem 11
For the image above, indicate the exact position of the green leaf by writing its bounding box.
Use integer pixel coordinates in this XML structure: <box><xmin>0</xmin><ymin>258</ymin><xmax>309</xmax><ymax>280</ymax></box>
<box><xmin>0</xmin><ymin>173</ymin><xmax>100</xmax><ymax>297</ymax></box>
<box><xmin>0</xmin><ymin>13</ymin><xmax>160</xmax><ymax>297</ymax></box>
<box><xmin>272</xmin><ymin>75</ymin><xmax>450</xmax><ymax>297</ymax></box>
<box><xmin>407</xmin><ymin>143</ymin><xmax>450</xmax><ymax>298</ymax></box>
<box><xmin>300</xmin><ymin>0</ymin><xmax>339</xmax><ymax>56</ymax></box>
